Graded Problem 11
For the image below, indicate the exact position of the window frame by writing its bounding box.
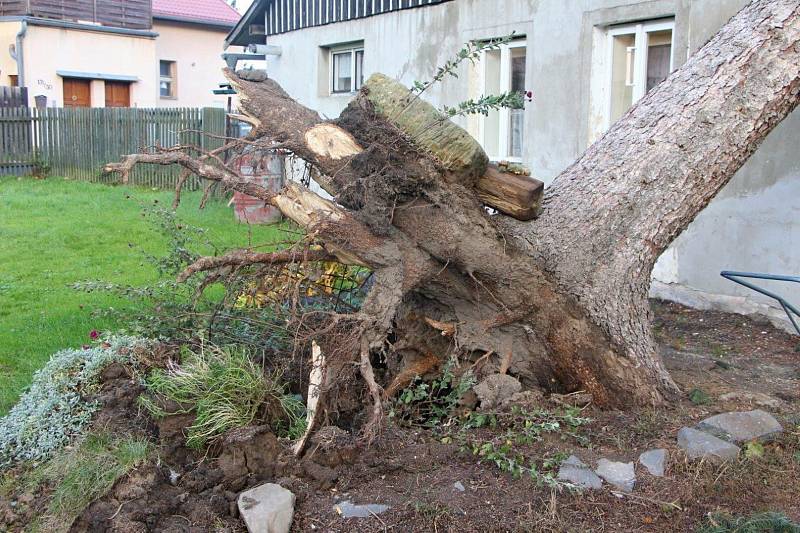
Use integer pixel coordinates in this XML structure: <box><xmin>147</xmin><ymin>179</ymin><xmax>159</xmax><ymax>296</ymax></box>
<box><xmin>604</xmin><ymin>19</ymin><xmax>674</xmax><ymax>129</ymax></box>
<box><xmin>478</xmin><ymin>39</ymin><xmax>527</xmax><ymax>163</ymax></box>
<box><xmin>159</xmin><ymin>60</ymin><xmax>177</xmax><ymax>99</ymax></box>
<box><xmin>329</xmin><ymin>45</ymin><xmax>364</xmax><ymax>95</ymax></box>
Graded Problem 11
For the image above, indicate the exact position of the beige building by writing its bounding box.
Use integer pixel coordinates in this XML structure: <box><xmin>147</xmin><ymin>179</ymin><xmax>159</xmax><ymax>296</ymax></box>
<box><xmin>0</xmin><ymin>0</ymin><xmax>240</xmax><ymax>108</ymax></box>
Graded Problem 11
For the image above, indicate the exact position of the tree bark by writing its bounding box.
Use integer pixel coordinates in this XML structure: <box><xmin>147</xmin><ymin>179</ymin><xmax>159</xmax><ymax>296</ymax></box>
<box><xmin>110</xmin><ymin>0</ymin><xmax>799</xmax><ymax>412</ymax></box>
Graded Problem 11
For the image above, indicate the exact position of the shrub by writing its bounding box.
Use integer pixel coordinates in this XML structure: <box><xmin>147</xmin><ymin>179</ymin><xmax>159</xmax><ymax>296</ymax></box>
<box><xmin>0</xmin><ymin>337</ymin><xmax>148</xmax><ymax>469</ymax></box>
<box><xmin>141</xmin><ymin>344</ymin><xmax>305</xmax><ymax>448</ymax></box>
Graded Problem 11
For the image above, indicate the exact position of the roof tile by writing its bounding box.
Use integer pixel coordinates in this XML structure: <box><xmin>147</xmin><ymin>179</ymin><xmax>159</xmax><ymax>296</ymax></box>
<box><xmin>153</xmin><ymin>0</ymin><xmax>241</xmax><ymax>26</ymax></box>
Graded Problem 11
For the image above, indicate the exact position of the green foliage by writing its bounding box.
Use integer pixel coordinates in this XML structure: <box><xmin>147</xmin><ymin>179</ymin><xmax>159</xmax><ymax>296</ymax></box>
<box><xmin>698</xmin><ymin>512</ymin><xmax>800</xmax><ymax>533</ymax></box>
<box><xmin>454</xmin><ymin>406</ymin><xmax>591</xmax><ymax>488</ymax></box>
<box><xmin>389</xmin><ymin>357</ymin><xmax>476</xmax><ymax>428</ymax></box>
<box><xmin>410</xmin><ymin>34</ymin><xmax>518</xmax><ymax>96</ymax></box>
<box><xmin>32</xmin><ymin>432</ymin><xmax>150</xmax><ymax>533</ymax></box>
<box><xmin>388</xmin><ymin>361</ymin><xmax>590</xmax><ymax>489</ymax></box>
<box><xmin>141</xmin><ymin>344</ymin><xmax>304</xmax><ymax>448</ymax></box>
<box><xmin>31</xmin><ymin>150</ymin><xmax>51</xmax><ymax>179</ymax></box>
<box><xmin>440</xmin><ymin>92</ymin><xmax>525</xmax><ymax>118</ymax></box>
<box><xmin>689</xmin><ymin>388</ymin><xmax>712</xmax><ymax>405</ymax></box>
<box><xmin>0</xmin><ymin>337</ymin><xmax>147</xmax><ymax>469</ymax></box>
<box><xmin>745</xmin><ymin>441</ymin><xmax>765</xmax><ymax>458</ymax></box>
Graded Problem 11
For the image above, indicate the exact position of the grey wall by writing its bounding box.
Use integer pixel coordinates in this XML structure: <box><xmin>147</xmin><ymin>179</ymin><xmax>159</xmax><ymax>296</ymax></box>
<box><xmin>262</xmin><ymin>0</ymin><xmax>800</xmax><ymax>333</ymax></box>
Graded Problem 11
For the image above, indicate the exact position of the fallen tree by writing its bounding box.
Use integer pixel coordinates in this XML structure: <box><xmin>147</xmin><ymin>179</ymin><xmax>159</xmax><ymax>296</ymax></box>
<box><xmin>107</xmin><ymin>0</ymin><xmax>799</xmax><ymax>430</ymax></box>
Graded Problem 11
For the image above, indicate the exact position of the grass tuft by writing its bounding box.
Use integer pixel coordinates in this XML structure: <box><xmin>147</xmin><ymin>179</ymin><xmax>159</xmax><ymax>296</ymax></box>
<box><xmin>698</xmin><ymin>512</ymin><xmax>800</xmax><ymax>533</ymax></box>
<box><xmin>37</xmin><ymin>433</ymin><xmax>150</xmax><ymax>532</ymax></box>
<box><xmin>141</xmin><ymin>344</ymin><xmax>305</xmax><ymax>448</ymax></box>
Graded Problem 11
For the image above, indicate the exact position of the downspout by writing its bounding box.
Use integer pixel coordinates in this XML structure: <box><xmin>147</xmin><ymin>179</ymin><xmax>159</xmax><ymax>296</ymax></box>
<box><xmin>14</xmin><ymin>20</ymin><xmax>27</xmax><ymax>87</ymax></box>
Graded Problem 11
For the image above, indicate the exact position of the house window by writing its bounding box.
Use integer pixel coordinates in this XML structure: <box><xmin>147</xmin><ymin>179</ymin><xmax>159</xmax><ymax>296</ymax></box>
<box><xmin>607</xmin><ymin>19</ymin><xmax>673</xmax><ymax>124</ymax></box>
<box><xmin>331</xmin><ymin>46</ymin><xmax>364</xmax><ymax>94</ymax></box>
<box><xmin>9</xmin><ymin>75</ymin><xmax>18</xmax><ymax>87</ymax></box>
<box><xmin>159</xmin><ymin>60</ymin><xmax>177</xmax><ymax>98</ymax></box>
<box><xmin>479</xmin><ymin>39</ymin><xmax>527</xmax><ymax>161</ymax></box>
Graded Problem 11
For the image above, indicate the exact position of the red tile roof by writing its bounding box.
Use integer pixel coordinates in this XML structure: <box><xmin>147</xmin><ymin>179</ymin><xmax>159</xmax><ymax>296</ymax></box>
<box><xmin>153</xmin><ymin>0</ymin><xmax>241</xmax><ymax>26</ymax></box>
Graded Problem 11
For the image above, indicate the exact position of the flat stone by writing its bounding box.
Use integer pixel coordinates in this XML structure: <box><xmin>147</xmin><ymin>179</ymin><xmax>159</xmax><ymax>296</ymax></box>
<box><xmin>557</xmin><ymin>455</ymin><xmax>603</xmax><ymax>490</ymax></box>
<box><xmin>453</xmin><ymin>481</ymin><xmax>465</xmax><ymax>492</ymax></box>
<box><xmin>473</xmin><ymin>374</ymin><xmax>522</xmax><ymax>410</ymax></box>
<box><xmin>238</xmin><ymin>483</ymin><xmax>295</xmax><ymax>533</ymax></box>
<box><xmin>677</xmin><ymin>427</ymin><xmax>740</xmax><ymax>463</ymax></box>
<box><xmin>697</xmin><ymin>410</ymin><xmax>783</xmax><ymax>442</ymax></box>
<box><xmin>638</xmin><ymin>449</ymin><xmax>667</xmax><ymax>477</ymax></box>
<box><xmin>594</xmin><ymin>459</ymin><xmax>635</xmax><ymax>492</ymax></box>
<box><xmin>334</xmin><ymin>501</ymin><xmax>390</xmax><ymax>518</ymax></box>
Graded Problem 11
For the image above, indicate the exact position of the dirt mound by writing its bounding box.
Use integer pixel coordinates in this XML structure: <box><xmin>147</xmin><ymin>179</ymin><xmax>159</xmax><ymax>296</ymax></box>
<box><xmin>2</xmin><ymin>303</ymin><xmax>799</xmax><ymax>532</ymax></box>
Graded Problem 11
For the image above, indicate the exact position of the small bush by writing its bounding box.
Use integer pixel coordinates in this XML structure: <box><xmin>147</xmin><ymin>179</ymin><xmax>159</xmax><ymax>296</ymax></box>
<box><xmin>141</xmin><ymin>344</ymin><xmax>304</xmax><ymax>448</ymax></box>
<box><xmin>0</xmin><ymin>337</ymin><xmax>148</xmax><ymax>469</ymax></box>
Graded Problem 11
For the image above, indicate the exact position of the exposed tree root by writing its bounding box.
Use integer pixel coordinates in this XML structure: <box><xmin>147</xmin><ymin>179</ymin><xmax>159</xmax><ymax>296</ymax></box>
<box><xmin>105</xmin><ymin>0</ymin><xmax>800</xmax><ymax>439</ymax></box>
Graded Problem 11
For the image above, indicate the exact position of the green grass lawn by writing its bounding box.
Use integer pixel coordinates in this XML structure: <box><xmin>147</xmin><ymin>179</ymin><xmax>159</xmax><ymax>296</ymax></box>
<box><xmin>0</xmin><ymin>176</ymin><xmax>281</xmax><ymax>414</ymax></box>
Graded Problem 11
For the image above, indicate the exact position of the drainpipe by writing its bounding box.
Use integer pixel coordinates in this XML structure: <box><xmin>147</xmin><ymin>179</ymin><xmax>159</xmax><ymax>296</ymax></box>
<box><xmin>14</xmin><ymin>20</ymin><xmax>28</xmax><ymax>87</ymax></box>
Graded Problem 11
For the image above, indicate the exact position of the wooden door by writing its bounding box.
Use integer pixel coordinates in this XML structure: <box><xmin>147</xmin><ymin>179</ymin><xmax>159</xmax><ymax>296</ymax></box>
<box><xmin>63</xmin><ymin>78</ymin><xmax>91</xmax><ymax>107</ymax></box>
<box><xmin>104</xmin><ymin>81</ymin><xmax>130</xmax><ymax>108</ymax></box>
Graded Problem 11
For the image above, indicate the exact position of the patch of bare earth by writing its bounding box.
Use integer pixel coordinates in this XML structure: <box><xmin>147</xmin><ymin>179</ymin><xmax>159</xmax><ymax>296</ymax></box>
<box><xmin>2</xmin><ymin>301</ymin><xmax>797</xmax><ymax>532</ymax></box>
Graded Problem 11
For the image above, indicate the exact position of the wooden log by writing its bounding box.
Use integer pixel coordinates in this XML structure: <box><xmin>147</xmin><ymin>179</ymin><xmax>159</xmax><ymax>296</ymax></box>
<box><xmin>362</xmin><ymin>73</ymin><xmax>489</xmax><ymax>183</ymax></box>
<box><xmin>476</xmin><ymin>164</ymin><xmax>544</xmax><ymax>221</ymax></box>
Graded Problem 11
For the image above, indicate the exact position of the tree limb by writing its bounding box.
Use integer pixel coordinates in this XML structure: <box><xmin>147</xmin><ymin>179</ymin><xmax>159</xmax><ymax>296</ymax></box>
<box><xmin>178</xmin><ymin>248</ymin><xmax>335</xmax><ymax>282</ymax></box>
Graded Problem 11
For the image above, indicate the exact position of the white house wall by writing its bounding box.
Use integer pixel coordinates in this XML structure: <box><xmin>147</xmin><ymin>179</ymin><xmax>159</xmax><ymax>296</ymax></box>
<box><xmin>261</xmin><ymin>0</ymin><xmax>800</xmax><ymax>333</ymax></box>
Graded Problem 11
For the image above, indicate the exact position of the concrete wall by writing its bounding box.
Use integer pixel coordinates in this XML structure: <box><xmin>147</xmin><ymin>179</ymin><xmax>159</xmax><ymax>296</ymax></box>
<box><xmin>153</xmin><ymin>21</ymin><xmax>231</xmax><ymax>108</ymax></box>
<box><xmin>261</xmin><ymin>0</ymin><xmax>800</xmax><ymax>332</ymax></box>
<box><xmin>18</xmin><ymin>23</ymin><xmax>158</xmax><ymax>107</ymax></box>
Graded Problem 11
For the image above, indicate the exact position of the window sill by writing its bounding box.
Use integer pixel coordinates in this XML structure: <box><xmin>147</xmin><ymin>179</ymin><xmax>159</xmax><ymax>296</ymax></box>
<box><xmin>160</xmin><ymin>95</ymin><xmax>178</xmax><ymax>100</ymax></box>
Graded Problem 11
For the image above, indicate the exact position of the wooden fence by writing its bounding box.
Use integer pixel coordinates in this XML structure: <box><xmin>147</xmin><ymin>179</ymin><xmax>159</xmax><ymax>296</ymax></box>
<box><xmin>0</xmin><ymin>107</ymin><xmax>227</xmax><ymax>187</ymax></box>
<box><xmin>0</xmin><ymin>86</ymin><xmax>28</xmax><ymax>108</ymax></box>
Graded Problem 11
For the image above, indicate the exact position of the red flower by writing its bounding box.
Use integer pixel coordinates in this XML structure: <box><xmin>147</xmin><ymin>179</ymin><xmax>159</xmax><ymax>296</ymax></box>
<box><xmin>89</xmin><ymin>330</ymin><xmax>99</xmax><ymax>340</ymax></box>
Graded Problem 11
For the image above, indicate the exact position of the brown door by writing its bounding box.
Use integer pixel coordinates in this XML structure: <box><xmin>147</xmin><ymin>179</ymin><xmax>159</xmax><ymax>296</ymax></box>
<box><xmin>63</xmin><ymin>78</ymin><xmax>91</xmax><ymax>107</ymax></box>
<box><xmin>104</xmin><ymin>81</ymin><xmax>131</xmax><ymax>108</ymax></box>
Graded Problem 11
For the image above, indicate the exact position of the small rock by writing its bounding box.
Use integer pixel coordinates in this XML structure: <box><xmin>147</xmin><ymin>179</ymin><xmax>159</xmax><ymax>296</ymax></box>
<box><xmin>238</xmin><ymin>483</ymin><xmax>295</xmax><ymax>533</ymax></box>
<box><xmin>638</xmin><ymin>449</ymin><xmax>667</xmax><ymax>477</ymax></box>
<box><xmin>473</xmin><ymin>374</ymin><xmax>522</xmax><ymax>410</ymax></box>
<box><xmin>697</xmin><ymin>410</ymin><xmax>783</xmax><ymax>443</ymax></box>
<box><xmin>550</xmin><ymin>392</ymin><xmax>593</xmax><ymax>408</ymax></box>
<box><xmin>556</xmin><ymin>455</ymin><xmax>602</xmax><ymax>489</ymax></box>
<box><xmin>719</xmin><ymin>391</ymin><xmax>783</xmax><ymax>409</ymax></box>
<box><xmin>334</xmin><ymin>501</ymin><xmax>390</xmax><ymax>518</ymax></box>
<box><xmin>677</xmin><ymin>427</ymin><xmax>740</xmax><ymax>463</ymax></box>
<box><xmin>499</xmin><ymin>389</ymin><xmax>544</xmax><ymax>410</ymax></box>
<box><xmin>594</xmin><ymin>459</ymin><xmax>635</xmax><ymax>492</ymax></box>
<box><xmin>453</xmin><ymin>481</ymin><xmax>465</xmax><ymax>492</ymax></box>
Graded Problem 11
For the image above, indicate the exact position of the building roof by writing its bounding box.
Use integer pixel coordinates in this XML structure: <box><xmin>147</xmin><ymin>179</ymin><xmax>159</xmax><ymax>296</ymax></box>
<box><xmin>153</xmin><ymin>0</ymin><xmax>241</xmax><ymax>28</ymax></box>
<box><xmin>225</xmin><ymin>0</ymin><xmax>453</xmax><ymax>48</ymax></box>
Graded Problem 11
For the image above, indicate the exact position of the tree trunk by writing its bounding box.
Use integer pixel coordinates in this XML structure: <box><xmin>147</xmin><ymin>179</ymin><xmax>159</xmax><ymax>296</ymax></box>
<box><xmin>110</xmin><ymin>0</ymin><xmax>800</xmax><ymax>412</ymax></box>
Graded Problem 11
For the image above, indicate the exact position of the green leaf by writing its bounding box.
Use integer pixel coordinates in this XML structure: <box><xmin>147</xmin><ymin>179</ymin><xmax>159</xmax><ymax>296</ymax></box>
<box><xmin>744</xmin><ymin>441</ymin><xmax>764</xmax><ymax>458</ymax></box>
<box><xmin>688</xmin><ymin>388</ymin><xmax>711</xmax><ymax>405</ymax></box>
